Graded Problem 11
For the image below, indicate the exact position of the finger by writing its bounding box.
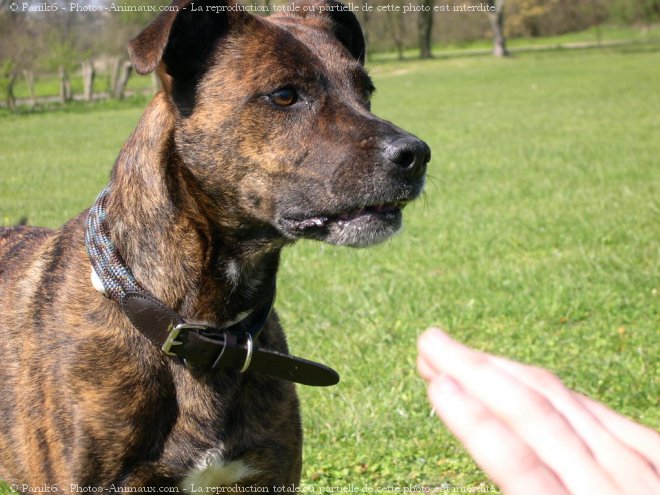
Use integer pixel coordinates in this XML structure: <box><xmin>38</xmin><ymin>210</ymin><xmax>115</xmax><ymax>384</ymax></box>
<box><xmin>418</xmin><ymin>329</ymin><xmax>618</xmax><ymax>495</ymax></box>
<box><xmin>417</xmin><ymin>327</ymin><xmax>446</xmax><ymax>376</ymax></box>
<box><xmin>579</xmin><ymin>394</ymin><xmax>660</xmax><ymax>474</ymax></box>
<box><xmin>428</xmin><ymin>375</ymin><xmax>569</xmax><ymax>495</ymax></box>
<box><xmin>489</xmin><ymin>355</ymin><xmax>660</xmax><ymax>492</ymax></box>
<box><xmin>416</xmin><ymin>353</ymin><xmax>437</xmax><ymax>382</ymax></box>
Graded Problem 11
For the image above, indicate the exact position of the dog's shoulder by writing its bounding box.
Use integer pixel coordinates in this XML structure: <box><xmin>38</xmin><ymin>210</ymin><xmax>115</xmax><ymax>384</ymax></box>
<box><xmin>0</xmin><ymin>225</ymin><xmax>52</xmax><ymax>265</ymax></box>
<box><xmin>0</xmin><ymin>226</ymin><xmax>54</xmax><ymax>280</ymax></box>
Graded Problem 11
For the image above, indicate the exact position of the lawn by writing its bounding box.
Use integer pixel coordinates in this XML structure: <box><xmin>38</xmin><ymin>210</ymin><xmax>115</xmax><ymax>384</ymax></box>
<box><xmin>1</xmin><ymin>43</ymin><xmax>659</xmax><ymax>491</ymax></box>
<box><xmin>9</xmin><ymin>70</ymin><xmax>155</xmax><ymax>101</ymax></box>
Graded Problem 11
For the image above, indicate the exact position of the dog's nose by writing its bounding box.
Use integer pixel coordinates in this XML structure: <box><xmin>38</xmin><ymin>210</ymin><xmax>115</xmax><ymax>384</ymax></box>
<box><xmin>384</xmin><ymin>136</ymin><xmax>431</xmax><ymax>177</ymax></box>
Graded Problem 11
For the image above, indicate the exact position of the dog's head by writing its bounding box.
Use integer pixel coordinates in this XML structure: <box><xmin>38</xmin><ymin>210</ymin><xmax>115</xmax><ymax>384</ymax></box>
<box><xmin>129</xmin><ymin>0</ymin><xmax>430</xmax><ymax>248</ymax></box>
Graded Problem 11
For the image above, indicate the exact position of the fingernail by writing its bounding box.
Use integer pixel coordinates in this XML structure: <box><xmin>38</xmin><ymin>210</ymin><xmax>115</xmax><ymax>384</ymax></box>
<box><xmin>421</xmin><ymin>327</ymin><xmax>447</xmax><ymax>346</ymax></box>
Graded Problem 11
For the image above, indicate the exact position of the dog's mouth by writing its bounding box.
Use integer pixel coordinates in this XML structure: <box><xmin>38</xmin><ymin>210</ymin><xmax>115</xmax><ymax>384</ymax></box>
<box><xmin>278</xmin><ymin>200</ymin><xmax>409</xmax><ymax>247</ymax></box>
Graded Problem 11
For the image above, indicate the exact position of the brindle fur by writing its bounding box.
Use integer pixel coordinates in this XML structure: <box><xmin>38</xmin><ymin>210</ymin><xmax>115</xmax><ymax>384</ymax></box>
<box><xmin>0</xmin><ymin>0</ymin><xmax>428</xmax><ymax>488</ymax></box>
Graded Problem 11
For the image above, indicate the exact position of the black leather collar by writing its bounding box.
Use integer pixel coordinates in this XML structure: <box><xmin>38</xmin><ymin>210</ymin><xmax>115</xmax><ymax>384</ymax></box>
<box><xmin>120</xmin><ymin>289</ymin><xmax>339</xmax><ymax>387</ymax></box>
<box><xmin>85</xmin><ymin>186</ymin><xmax>339</xmax><ymax>387</ymax></box>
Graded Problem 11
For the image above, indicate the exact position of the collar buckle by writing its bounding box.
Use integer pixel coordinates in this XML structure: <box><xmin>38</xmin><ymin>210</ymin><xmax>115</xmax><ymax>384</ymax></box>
<box><xmin>162</xmin><ymin>323</ymin><xmax>208</xmax><ymax>356</ymax></box>
<box><xmin>239</xmin><ymin>333</ymin><xmax>254</xmax><ymax>373</ymax></box>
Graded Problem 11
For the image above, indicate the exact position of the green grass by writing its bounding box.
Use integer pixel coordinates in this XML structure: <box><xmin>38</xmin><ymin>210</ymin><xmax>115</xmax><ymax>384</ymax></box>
<box><xmin>1</xmin><ymin>44</ymin><xmax>659</xmax><ymax>490</ymax></box>
<box><xmin>10</xmin><ymin>71</ymin><xmax>154</xmax><ymax>101</ymax></box>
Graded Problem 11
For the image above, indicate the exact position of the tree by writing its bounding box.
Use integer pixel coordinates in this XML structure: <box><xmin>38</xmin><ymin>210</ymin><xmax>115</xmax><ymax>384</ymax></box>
<box><xmin>1</xmin><ymin>60</ymin><xmax>18</xmax><ymax>111</ymax></box>
<box><xmin>418</xmin><ymin>0</ymin><xmax>434</xmax><ymax>59</ymax></box>
<box><xmin>23</xmin><ymin>69</ymin><xmax>36</xmax><ymax>107</ymax></box>
<box><xmin>0</xmin><ymin>1</ymin><xmax>38</xmax><ymax>110</ymax></box>
<box><xmin>385</xmin><ymin>0</ymin><xmax>406</xmax><ymax>59</ymax></box>
<box><xmin>608</xmin><ymin>0</ymin><xmax>660</xmax><ymax>26</ymax></box>
<box><xmin>99</xmin><ymin>0</ymin><xmax>170</xmax><ymax>98</ymax></box>
<box><xmin>487</xmin><ymin>0</ymin><xmax>508</xmax><ymax>57</ymax></box>
<box><xmin>506</xmin><ymin>0</ymin><xmax>551</xmax><ymax>37</ymax></box>
<box><xmin>41</xmin><ymin>34</ymin><xmax>80</xmax><ymax>103</ymax></box>
<box><xmin>113</xmin><ymin>61</ymin><xmax>133</xmax><ymax>100</ymax></box>
<box><xmin>360</xmin><ymin>1</ymin><xmax>371</xmax><ymax>62</ymax></box>
<box><xmin>82</xmin><ymin>59</ymin><xmax>96</xmax><ymax>101</ymax></box>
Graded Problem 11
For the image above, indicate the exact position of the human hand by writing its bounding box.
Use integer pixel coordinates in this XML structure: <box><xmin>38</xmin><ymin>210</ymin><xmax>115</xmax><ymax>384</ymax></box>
<box><xmin>417</xmin><ymin>328</ymin><xmax>660</xmax><ymax>495</ymax></box>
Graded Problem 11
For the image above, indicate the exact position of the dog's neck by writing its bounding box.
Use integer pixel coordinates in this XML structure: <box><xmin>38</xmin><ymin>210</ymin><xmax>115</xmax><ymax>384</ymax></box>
<box><xmin>104</xmin><ymin>93</ymin><xmax>280</xmax><ymax>325</ymax></box>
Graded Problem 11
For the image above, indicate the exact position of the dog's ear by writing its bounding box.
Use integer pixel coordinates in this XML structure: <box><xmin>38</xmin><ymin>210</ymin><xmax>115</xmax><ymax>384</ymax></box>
<box><xmin>323</xmin><ymin>0</ymin><xmax>366</xmax><ymax>64</ymax></box>
<box><xmin>128</xmin><ymin>0</ymin><xmax>252</xmax><ymax>114</ymax></box>
<box><xmin>127</xmin><ymin>0</ymin><xmax>182</xmax><ymax>77</ymax></box>
<box><xmin>292</xmin><ymin>0</ymin><xmax>366</xmax><ymax>64</ymax></box>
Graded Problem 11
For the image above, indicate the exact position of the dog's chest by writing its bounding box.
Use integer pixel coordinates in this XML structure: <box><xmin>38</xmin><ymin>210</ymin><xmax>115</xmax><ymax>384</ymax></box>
<box><xmin>181</xmin><ymin>449</ymin><xmax>257</xmax><ymax>488</ymax></box>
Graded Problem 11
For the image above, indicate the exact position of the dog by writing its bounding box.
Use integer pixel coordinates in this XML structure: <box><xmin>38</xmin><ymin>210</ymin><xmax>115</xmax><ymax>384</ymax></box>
<box><xmin>0</xmin><ymin>0</ymin><xmax>430</xmax><ymax>489</ymax></box>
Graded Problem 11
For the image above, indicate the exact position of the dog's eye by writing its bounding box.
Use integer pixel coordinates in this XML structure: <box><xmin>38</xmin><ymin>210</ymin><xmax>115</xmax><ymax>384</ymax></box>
<box><xmin>269</xmin><ymin>88</ymin><xmax>298</xmax><ymax>107</ymax></box>
<box><xmin>363</xmin><ymin>90</ymin><xmax>372</xmax><ymax>104</ymax></box>
<box><xmin>365</xmin><ymin>84</ymin><xmax>375</xmax><ymax>103</ymax></box>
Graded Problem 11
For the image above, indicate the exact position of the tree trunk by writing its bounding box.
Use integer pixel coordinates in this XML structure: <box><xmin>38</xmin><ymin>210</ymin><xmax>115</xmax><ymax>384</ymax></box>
<box><xmin>81</xmin><ymin>59</ymin><xmax>95</xmax><ymax>101</ymax></box>
<box><xmin>114</xmin><ymin>61</ymin><xmax>133</xmax><ymax>100</ymax></box>
<box><xmin>108</xmin><ymin>55</ymin><xmax>121</xmax><ymax>96</ymax></box>
<box><xmin>59</xmin><ymin>65</ymin><xmax>72</xmax><ymax>103</ymax></box>
<box><xmin>6</xmin><ymin>71</ymin><xmax>17</xmax><ymax>111</ymax></box>
<box><xmin>361</xmin><ymin>3</ymin><xmax>370</xmax><ymax>62</ymax></box>
<box><xmin>487</xmin><ymin>0</ymin><xmax>508</xmax><ymax>57</ymax></box>
<box><xmin>23</xmin><ymin>69</ymin><xmax>36</xmax><ymax>108</ymax></box>
<box><xmin>396</xmin><ymin>4</ymin><xmax>405</xmax><ymax>60</ymax></box>
<box><xmin>386</xmin><ymin>0</ymin><xmax>405</xmax><ymax>60</ymax></box>
<box><xmin>418</xmin><ymin>0</ymin><xmax>434</xmax><ymax>59</ymax></box>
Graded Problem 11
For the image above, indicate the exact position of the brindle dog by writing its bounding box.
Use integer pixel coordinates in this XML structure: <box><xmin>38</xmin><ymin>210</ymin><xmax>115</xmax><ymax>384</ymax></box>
<box><xmin>0</xmin><ymin>0</ymin><xmax>429</xmax><ymax>489</ymax></box>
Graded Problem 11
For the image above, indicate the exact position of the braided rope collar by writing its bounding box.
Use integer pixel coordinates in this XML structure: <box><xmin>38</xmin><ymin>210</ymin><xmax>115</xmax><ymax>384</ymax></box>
<box><xmin>84</xmin><ymin>186</ymin><xmax>263</xmax><ymax>334</ymax></box>
<box><xmin>85</xmin><ymin>186</ymin><xmax>141</xmax><ymax>303</ymax></box>
<box><xmin>82</xmin><ymin>186</ymin><xmax>339</xmax><ymax>387</ymax></box>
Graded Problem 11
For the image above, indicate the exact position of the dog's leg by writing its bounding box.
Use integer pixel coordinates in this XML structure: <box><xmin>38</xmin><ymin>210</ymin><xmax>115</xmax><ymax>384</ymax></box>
<box><xmin>110</xmin><ymin>464</ymin><xmax>179</xmax><ymax>488</ymax></box>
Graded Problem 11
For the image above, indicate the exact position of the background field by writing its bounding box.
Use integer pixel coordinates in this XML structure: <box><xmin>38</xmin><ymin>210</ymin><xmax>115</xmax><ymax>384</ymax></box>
<box><xmin>1</xmin><ymin>43</ymin><xmax>659</xmax><ymax>490</ymax></box>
